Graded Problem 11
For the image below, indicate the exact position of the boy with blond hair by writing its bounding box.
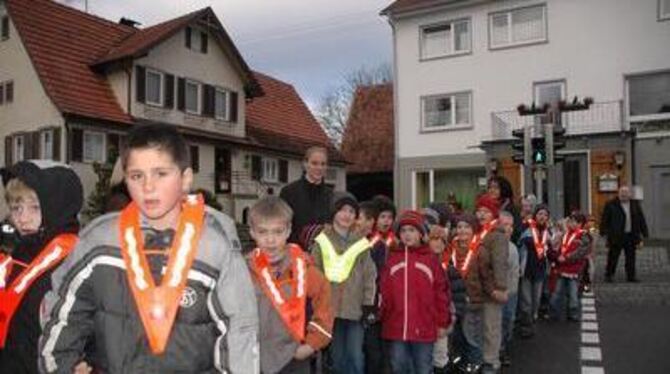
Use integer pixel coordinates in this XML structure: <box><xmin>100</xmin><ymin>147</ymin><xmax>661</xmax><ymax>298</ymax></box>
<box><xmin>247</xmin><ymin>196</ymin><xmax>333</xmax><ymax>374</ymax></box>
<box><xmin>39</xmin><ymin>124</ymin><xmax>258</xmax><ymax>373</ymax></box>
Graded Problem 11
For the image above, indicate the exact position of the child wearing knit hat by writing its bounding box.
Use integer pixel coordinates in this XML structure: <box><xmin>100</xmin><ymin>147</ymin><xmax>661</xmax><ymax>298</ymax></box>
<box><xmin>380</xmin><ymin>210</ymin><xmax>452</xmax><ymax>374</ymax></box>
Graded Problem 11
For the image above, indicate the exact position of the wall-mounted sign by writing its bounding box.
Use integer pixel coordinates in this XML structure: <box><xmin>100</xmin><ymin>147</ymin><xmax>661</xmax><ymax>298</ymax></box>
<box><xmin>598</xmin><ymin>173</ymin><xmax>619</xmax><ymax>192</ymax></box>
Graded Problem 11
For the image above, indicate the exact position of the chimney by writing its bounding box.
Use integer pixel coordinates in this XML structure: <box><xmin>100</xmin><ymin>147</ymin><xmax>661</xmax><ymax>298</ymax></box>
<box><xmin>119</xmin><ymin>17</ymin><xmax>141</xmax><ymax>28</ymax></box>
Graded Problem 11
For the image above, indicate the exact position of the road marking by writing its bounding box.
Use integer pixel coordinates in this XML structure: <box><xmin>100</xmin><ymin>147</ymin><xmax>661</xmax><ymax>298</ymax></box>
<box><xmin>582</xmin><ymin>332</ymin><xmax>600</xmax><ymax>344</ymax></box>
<box><xmin>581</xmin><ymin>346</ymin><xmax>602</xmax><ymax>361</ymax></box>
<box><xmin>582</xmin><ymin>312</ymin><xmax>597</xmax><ymax>321</ymax></box>
<box><xmin>581</xmin><ymin>322</ymin><xmax>599</xmax><ymax>331</ymax></box>
<box><xmin>582</xmin><ymin>366</ymin><xmax>605</xmax><ymax>374</ymax></box>
<box><xmin>582</xmin><ymin>305</ymin><xmax>596</xmax><ymax>312</ymax></box>
<box><xmin>582</xmin><ymin>298</ymin><xmax>595</xmax><ymax>306</ymax></box>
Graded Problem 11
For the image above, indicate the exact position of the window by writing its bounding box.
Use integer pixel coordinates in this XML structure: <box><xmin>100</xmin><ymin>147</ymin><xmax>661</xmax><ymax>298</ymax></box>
<box><xmin>40</xmin><ymin>130</ymin><xmax>54</xmax><ymax>159</ymax></box>
<box><xmin>661</xmin><ymin>0</ymin><xmax>670</xmax><ymax>20</ymax></box>
<box><xmin>214</xmin><ymin>88</ymin><xmax>228</xmax><ymax>120</ymax></box>
<box><xmin>421</xmin><ymin>19</ymin><xmax>471</xmax><ymax>59</ymax></box>
<box><xmin>1</xmin><ymin>15</ymin><xmax>9</xmax><ymax>40</ymax></box>
<box><xmin>627</xmin><ymin>71</ymin><xmax>670</xmax><ymax>120</ymax></box>
<box><xmin>13</xmin><ymin>135</ymin><xmax>24</xmax><ymax>163</ymax></box>
<box><xmin>413</xmin><ymin>168</ymin><xmax>484</xmax><ymax>210</ymax></box>
<box><xmin>262</xmin><ymin>158</ymin><xmax>278</xmax><ymax>182</ymax></box>
<box><xmin>185</xmin><ymin>26</ymin><xmax>208</xmax><ymax>53</ymax></box>
<box><xmin>422</xmin><ymin>92</ymin><xmax>472</xmax><ymax>130</ymax></box>
<box><xmin>185</xmin><ymin>80</ymin><xmax>200</xmax><ymax>114</ymax></box>
<box><xmin>534</xmin><ymin>80</ymin><xmax>565</xmax><ymax>106</ymax></box>
<box><xmin>83</xmin><ymin>131</ymin><xmax>105</xmax><ymax>163</ymax></box>
<box><xmin>145</xmin><ymin>70</ymin><xmax>162</xmax><ymax>106</ymax></box>
<box><xmin>0</xmin><ymin>81</ymin><xmax>13</xmax><ymax>105</ymax></box>
<box><xmin>489</xmin><ymin>5</ymin><xmax>547</xmax><ymax>49</ymax></box>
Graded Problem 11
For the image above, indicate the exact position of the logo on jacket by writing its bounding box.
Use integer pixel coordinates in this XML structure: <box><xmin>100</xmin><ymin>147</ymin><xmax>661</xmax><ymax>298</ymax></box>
<box><xmin>180</xmin><ymin>287</ymin><xmax>198</xmax><ymax>308</ymax></box>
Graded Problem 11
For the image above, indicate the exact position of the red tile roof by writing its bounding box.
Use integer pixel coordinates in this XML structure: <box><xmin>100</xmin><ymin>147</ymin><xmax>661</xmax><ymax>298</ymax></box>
<box><xmin>7</xmin><ymin>0</ymin><xmax>135</xmax><ymax>123</ymax></box>
<box><xmin>340</xmin><ymin>84</ymin><xmax>394</xmax><ymax>174</ymax></box>
<box><xmin>247</xmin><ymin>72</ymin><xmax>343</xmax><ymax>162</ymax></box>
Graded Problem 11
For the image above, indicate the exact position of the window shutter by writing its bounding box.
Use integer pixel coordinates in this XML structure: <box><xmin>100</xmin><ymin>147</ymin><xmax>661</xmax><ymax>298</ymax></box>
<box><xmin>279</xmin><ymin>159</ymin><xmax>288</xmax><ymax>183</ymax></box>
<box><xmin>229</xmin><ymin>91</ymin><xmax>238</xmax><ymax>123</ymax></box>
<box><xmin>4</xmin><ymin>136</ymin><xmax>12</xmax><ymax>166</ymax></box>
<box><xmin>202</xmin><ymin>85</ymin><xmax>214</xmax><ymax>117</ymax></box>
<box><xmin>1</xmin><ymin>16</ymin><xmax>9</xmax><ymax>39</ymax></box>
<box><xmin>251</xmin><ymin>155</ymin><xmax>262</xmax><ymax>180</ymax></box>
<box><xmin>185</xmin><ymin>27</ymin><xmax>191</xmax><ymax>49</ymax></box>
<box><xmin>53</xmin><ymin>127</ymin><xmax>61</xmax><ymax>161</ymax></box>
<box><xmin>164</xmin><ymin>74</ymin><xmax>174</xmax><ymax>108</ymax></box>
<box><xmin>107</xmin><ymin>133</ymin><xmax>120</xmax><ymax>163</ymax></box>
<box><xmin>71</xmin><ymin>128</ymin><xmax>83</xmax><ymax>162</ymax></box>
<box><xmin>5</xmin><ymin>81</ymin><xmax>13</xmax><ymax>103</ymax></box>
<box><xmin>177</xmin><ymin>78</ymin><xmax>185</xmax><ymax>111</ymax></box>
<box><xmin>201</xmin><ymin>32</ymin><xmax>208</xmax><ymax>53</ymax></box>
<box><xmin>135</xmin><ymin>65</ymin><xmax>146</xmax><ymax>103</ymax></box>
<box><xmin>22</xmin><ymin>133</ymin><xmax>31</xmax><ymax>159</ymax></box>
<box><xmin>190</xmin><ymin>145</ymin><xmax>199</xmax><ymax>172</ymax></box>
<box><xmin>30</xmin><ymin>131</ymin><xmax>40</xmax><ymax>159</ymax></box>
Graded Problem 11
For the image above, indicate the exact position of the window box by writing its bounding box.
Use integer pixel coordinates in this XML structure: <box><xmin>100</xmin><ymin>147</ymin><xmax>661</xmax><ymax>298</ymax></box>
<box><xmin>489</xmin><ymin>4</ymin><xmax>547</xmax><ymax>49</ymax></box>
<box><xmin>420</xmin><ymin>18</ymin><xmax>471</xmax><ymax>60</ymax></box>
<box><xmin>421</xmin><ymin>92</ymin><xmax>472</xmax><ymax>131</ymax></box>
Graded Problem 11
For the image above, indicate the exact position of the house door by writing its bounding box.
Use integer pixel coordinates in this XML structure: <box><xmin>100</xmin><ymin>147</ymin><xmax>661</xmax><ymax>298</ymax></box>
<box><xmin>549</xmin><ymin>153</ymin><xmax>589</xmax><ymax>217</ymax></box>
<box><xmin>652</xmin><ymin>167</ymin><xmax>670</xmax><ymax>238</ymax></box>
<box><xmin>214</xmin><ymin>148</ymin><xmax>231</xmax><ymax>194</ymax></box>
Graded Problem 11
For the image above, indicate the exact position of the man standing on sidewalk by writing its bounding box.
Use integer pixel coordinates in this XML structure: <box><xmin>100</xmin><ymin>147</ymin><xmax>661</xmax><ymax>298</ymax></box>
<box><xmin>601</xmin><ymin>185</ymin><xmax>649</xmax><ymax>283</ymax></box>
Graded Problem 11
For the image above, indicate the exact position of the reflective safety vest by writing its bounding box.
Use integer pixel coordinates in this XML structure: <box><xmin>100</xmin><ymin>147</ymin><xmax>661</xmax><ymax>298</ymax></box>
<box><xmin>315</xmin><ymin>232</ymin><xmax>371</xmax><ymax>283</ymax></box>
<box><xmin>0</xmin><ymin>233</ymin><xmax>78</xmax><ymax>347</ymax></box>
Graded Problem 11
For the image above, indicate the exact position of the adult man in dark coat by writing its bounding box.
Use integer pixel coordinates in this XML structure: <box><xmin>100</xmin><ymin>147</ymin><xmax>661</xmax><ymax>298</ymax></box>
<box><xmin>601</xmin><ymin>185</ymin><xmax>648</xmax><ymax>282</ymax></box>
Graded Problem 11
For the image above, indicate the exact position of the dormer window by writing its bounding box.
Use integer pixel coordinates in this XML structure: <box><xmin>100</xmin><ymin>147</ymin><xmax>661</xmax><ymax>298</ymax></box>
<box><xmin>1</xmin><ymin>15</ymin><xmax>9</xmax><ymax>40</ymax></box>
<box><xmin>185</xmin><ymin>26</ymin><xmax>208</xmax><ymax>54</ymax></box>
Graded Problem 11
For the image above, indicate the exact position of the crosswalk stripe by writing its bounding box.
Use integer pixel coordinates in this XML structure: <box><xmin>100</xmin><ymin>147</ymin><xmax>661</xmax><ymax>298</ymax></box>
<box><xmin>581</xmin><ymin>346</ymin><xmax>602</xmax><ymax>361</ymax></box>
<box><xmin>582</xmin><ymin>322</ymin><xmax>599</xmax><ymax>331</ymax></box>
<box><xmin>582</xmin><ymin>332</ymin><xmax>600</xmax><ymax>344</ymax></box>
<box><xmin>582</xmin><ymin>366</ymin><xmax>605</xmax><ymax>374</ymax></box>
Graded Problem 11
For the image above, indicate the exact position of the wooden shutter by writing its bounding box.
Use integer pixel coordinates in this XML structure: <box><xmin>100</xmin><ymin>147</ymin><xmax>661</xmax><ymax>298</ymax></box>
<box><xmin>30</xmin><ymin>132</ymin><xmax>40</xmax><ymax>159</ymax></box>
<box><xmin>70</xmin><ymin>128</ymin><xmax>83</xmax><ymax>162</ymax></box>
<box><xmin>202</xmin><ymin>85</ymin><xmax>215</xmax><ymax>117</ymax></box>
<box><xmin>200</xmin><ymin>32</ymin><xmax>208</xmax><ymax>53</ymax></box>
<box><xmin>53</xmin><ymin>127</ymin><xmax>61</xmax><ymax>161</ymax></box>
<box><xmin>229</xmin><ymin>91</ymin><xmax>238</xmax><ymax>123</ymax></box>
<box><xmin>135</xmin><ymin>65</ymin><xmax>146</xmax><ymax>103</ymax></box>
<box><xmin>107</xmin><ymin>133</ymin><xmax>120</xmax><ymax>163</ymax></box>
<box><xmin>164</xmin><ymin>74</ymin><xmax>174</xmax><ymax>108</ymax></box>
<box><xmin>190</xmin><ymin>145</ymin><xmax>199</xmax><ymax>172</ymax></box>
<box><xmin>279</xmin><ymin>159</ymin><xmax>289</xmax><ymax>183</ymax></box>
<box><xmin>251</xmin><ymin>155</ymin><xmax>262</xmax><ymax>181</ymax></box>
<box><xmin>22</xmin><ymin>133</ymin><xmax>31</xmax><ymax>160</ymax></box>
<box><xmin>185</xmin><ymin>27</ymin><xmax>191</xmax><ymax>48</ymax></box>
<box><xmin>4</xmin><ymin>136</ymin><xmax>12</xmax><ymax>166</ymax></box>
<box><xmin>177</xmin><ymin>78</ymin><xmax>185</xmax><ymax>111</ymax></box>
<box><xmin>5</xmin><ymin>81</ymin><xmax>13</xmax><ymax>103</ymax></box>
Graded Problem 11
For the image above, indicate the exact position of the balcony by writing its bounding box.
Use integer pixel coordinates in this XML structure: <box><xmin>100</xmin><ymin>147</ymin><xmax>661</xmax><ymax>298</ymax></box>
<box><xmin>490</xmin><ymin>100</ymin><xmax>626</xmax><ymax>141</ymax></box>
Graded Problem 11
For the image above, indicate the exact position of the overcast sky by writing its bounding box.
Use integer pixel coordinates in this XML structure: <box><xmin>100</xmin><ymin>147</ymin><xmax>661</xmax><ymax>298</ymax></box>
<box><xmin>62</xmin><ymin>0</ymin><xmax>393</xmax><ymax>109</ymax></box>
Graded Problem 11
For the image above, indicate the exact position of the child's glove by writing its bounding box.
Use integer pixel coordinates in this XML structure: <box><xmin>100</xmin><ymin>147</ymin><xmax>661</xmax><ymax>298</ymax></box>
<box><xmin>361</xmin><ymin>305</ymin><xmax>378</xmax><ymax>329</ymax></box>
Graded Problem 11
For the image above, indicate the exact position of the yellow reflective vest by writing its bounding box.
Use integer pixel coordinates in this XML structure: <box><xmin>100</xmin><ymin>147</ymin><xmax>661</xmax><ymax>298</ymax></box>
<box><xmin>314</xmin><ymin>232</ymin><xmax>371</xmax><ymax>283</ymax></box>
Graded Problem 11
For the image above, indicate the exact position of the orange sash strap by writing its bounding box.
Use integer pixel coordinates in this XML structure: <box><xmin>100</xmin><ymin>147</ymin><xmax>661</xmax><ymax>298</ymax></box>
<box><xmin>118</xmin><ymin>194</ymin><xmax>205</xmax><ymax>355</ymax></box>
<box><xmin>250</xmin><ymin>245</ymin><xmax>307</xmax><ymax>343</ymax></box>
<box><xmin>527</xmin><ymin>219</ymin><xmax>549</xmax><ymax>259</ymax></box>
<box><xmin>457</xmin><ymin>219</ymin><xmax>497</xmax><ymax>278</ymax></box>
<box><xmin>0</xmin><ymin>233</ymin><xmax>78</xmax><ymax>347</ymax></box>
<box><xmin>561</xmin><ymin>229</ymin><xmax>585</xmax><ymax>256</ymax></box>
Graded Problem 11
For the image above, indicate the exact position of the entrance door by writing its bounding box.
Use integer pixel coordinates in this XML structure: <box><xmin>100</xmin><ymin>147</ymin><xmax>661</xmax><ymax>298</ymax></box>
<box><xmin>549</xmin><ymin>153</ymin><xmax>589</xmax><ymax>217</ymax></box>
<box><xmin>652</xmin><ymin>167</ymin><xmax>670</xmax><ymax>238</ymax></box>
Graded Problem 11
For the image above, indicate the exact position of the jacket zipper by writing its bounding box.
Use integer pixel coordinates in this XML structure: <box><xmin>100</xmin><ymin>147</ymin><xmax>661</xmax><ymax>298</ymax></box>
<box><xmin>403</xmin><ymin>245</ymin><xmax>408</xmax><ymax>340</ymax></box>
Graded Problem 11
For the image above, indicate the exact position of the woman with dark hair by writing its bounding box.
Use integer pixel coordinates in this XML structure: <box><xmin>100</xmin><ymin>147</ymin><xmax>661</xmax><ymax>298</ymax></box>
<box><xmin>487</xmin><ymin>176</ymin><xmax>522</xmax><ymax>243</ymax></box>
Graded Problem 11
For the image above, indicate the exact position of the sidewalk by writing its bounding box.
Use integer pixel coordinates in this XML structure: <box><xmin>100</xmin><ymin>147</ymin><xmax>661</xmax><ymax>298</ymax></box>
<box><xmin>592</xmin><ymin>238</ymin><xmax>670</xmax><ymax>306</ymax></box>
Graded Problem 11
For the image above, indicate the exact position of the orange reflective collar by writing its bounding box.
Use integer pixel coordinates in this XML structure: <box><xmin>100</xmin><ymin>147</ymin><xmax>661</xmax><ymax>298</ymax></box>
<box><xmin>458</xmin><ymin>219</ymin><xmax>497</xmax><ymax>278</ymax></box>
<box><xmin>561</xmin><ymin>229</ymin><xmax>584</xmax><ymax>256</ymax></box>
<box><xmin>250</xmin><ymin>244</ymin><xmax>307</xmax><ymax>343</ymax></box>
<box><xmin>119</xmin><ymin>194</ymin><xmax>205</xmax><ymax>355</ymax></box>
<box><xmin>527</xmin><ymin>219</ymin><xmax>549</xmax><ymax>259</ymax></box>
<box><xmin>0</xmin><ymin>233</ymin><xmax>78</xmax><ymax>347</ymax></box>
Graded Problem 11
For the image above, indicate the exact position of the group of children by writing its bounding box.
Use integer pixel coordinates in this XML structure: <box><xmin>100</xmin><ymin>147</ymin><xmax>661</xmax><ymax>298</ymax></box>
<box><xmin>0</xmin><ymin>123</ymin><xmax>593</xmax><ymax>374</ymax></box>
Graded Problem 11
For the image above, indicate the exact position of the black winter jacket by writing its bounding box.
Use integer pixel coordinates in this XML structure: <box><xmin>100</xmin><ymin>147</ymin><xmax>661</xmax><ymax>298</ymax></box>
<box><xmin>279</xmin><ymin>175</ymin><xmax>333</xmax><ymax>246</ymax></box>
<box><xmin>600</xmin><ymin>198</ymin><xmax>648</xmax><ymax>248</ymax></box>
<box><xmin>0</xmin><ymin>161</ymin><xmax>83</xmax><ymax>374</ymax></box>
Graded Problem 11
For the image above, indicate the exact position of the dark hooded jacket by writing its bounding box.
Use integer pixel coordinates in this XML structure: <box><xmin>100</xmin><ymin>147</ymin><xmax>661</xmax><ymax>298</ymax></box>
<box><xmin>0</xmin><ymin>160</ymin><xmax>83</xmax><ymax>374</ymax></box>
<box><xmin>280</xmin><ymin>174</ymin><xmax>333</xmax><ymax>246</ymax></box>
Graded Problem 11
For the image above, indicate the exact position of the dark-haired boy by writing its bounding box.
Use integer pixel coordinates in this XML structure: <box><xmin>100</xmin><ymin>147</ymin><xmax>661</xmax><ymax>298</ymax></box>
<box><xmin>39</xmin><ymin>124</ymin><xmax>259</xmax><ymax>373</ymax></box>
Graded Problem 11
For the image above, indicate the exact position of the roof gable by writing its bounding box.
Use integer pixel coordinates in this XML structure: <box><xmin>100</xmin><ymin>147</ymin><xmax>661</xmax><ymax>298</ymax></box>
<box><xmin>340</xmin><ymin>84</ymin><xmax>394</xmax><ymax>173</ymax></box>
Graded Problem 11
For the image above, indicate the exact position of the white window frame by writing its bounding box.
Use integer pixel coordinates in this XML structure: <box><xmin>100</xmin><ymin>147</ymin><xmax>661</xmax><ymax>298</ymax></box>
<box><xmin>82</xmin><ymin>130</ymin><xmax>106</xmax><ymax>163</ymax></box>
<box><xmin>489</xmin><ymin>4</ymin><xmax>547</xmax><ymax>49</ymax></box>
<box><xmin>625</xmin><ymin>70</ymin><xmax>670</xmax><ymax>122</ymax></box>
<box><xmin>660</xmin><ymin>0</ymin><xmax>670</xmax><ymax>21</ymax></box>
<box><xmin>214</xmin><ymin>88</ymin><xmax>229</xmax><ymax>120</ymax></box>
<box><xmin>13</xmin><ymin>135</ymin><xmax>24</xmax><ymax>163</ymax></box>
<box><xmin>185</xmin><ymin>80</ymin><xmax>201</xmax><ymax>115</ymax></box>
<box><xmin>262</xmin><ymin>157</ymin><xmax>278</xmax><ymax>183</ymax></box>
<box><xmin>420</xmin><ymin>18</ymin><xmax>471</xmax><ymax>60</ymax></box>
<box><xmin>145</xmin><ymin>69</ymin><xmax>163</xmax><ymax>106</ymax></box>
<box><xmin>40</xmin><ymin>129</ymin><xmax>54</xmax><ymax>160</ymax></box>
<box><xmin>421</xmin><ymin>91</ymin><xmax>473</xmax><ymax>132</ymax></box>
<box><xmin>533</xmin><ymin>80</ymin><xmax>566</xmax><ymax>106</ymax></box>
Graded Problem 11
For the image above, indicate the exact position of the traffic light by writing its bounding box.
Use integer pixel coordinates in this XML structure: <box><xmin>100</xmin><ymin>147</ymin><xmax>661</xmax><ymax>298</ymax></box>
<box><xmin>545</xmin><ymin>124</ymin><xmax>566</xmax><ymax>165</ymax></box>
<box><xmin>512</xmin><ymin>127</ymin><xmax>531</xmax><ymax>165</ymax></box>
<box><xmin>531</xmin><ymin>138</ymin><xmax>547</xmax><ymax>165</ymax></box>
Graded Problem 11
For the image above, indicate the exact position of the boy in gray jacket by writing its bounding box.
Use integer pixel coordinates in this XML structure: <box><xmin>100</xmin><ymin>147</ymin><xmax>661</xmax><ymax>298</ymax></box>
<box><xmin>39</xmin><ymin>124</ymin><xmax>258</xmax><ymax>373</ymax></box>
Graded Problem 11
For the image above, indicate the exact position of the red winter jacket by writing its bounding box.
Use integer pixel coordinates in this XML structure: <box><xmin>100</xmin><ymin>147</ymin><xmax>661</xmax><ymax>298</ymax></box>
<box><xmin>551</xmin><ymin>229</ymin><xmax>591</xmax><ymax>277</ymax></box>
<box><xmin>379</xmin><ymin>244</ymin><xmax>451</xmax><ymax>343</ymax></box>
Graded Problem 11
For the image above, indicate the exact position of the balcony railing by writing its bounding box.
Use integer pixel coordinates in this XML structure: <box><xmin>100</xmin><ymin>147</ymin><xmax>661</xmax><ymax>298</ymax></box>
<box><xmin>490</xmin><ymin>100</ymin><xmax>626</xmax><ymax>140</ymax></box>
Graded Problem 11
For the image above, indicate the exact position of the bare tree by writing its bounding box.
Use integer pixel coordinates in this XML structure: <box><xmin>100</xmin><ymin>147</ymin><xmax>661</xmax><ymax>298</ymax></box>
<box><xmin>316</xmin><ymin>63</ymin><xmax>392</xmax><ymax>147</ymax></box>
